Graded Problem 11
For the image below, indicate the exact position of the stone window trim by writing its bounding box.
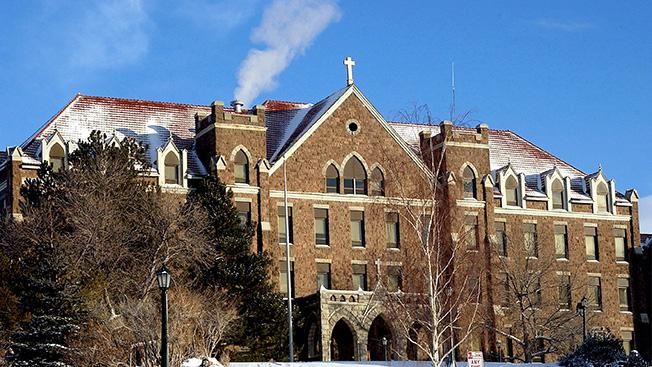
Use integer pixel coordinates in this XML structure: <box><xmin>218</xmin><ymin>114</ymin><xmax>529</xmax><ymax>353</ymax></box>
<box><xmin>40</xmin><ymin>130</ymin><xmax>69</xmax><ymax>172</ymax></box>
<box><xmin>157</xmin><ymin>139</ymin><xmax>188</xmax><ymax>188</ymax></box>
<box><xmin>342</xmin><ymin>153</ymin><xmax>369</xmax><ymax>195</ymax></box>
<box><xmin>460</xmin><ymin>162</ymin><xmax>479</xmax><ymax>200</ymax></box>
<box><xmin>369</xmin><ymin>164</ymin><xmax>386</xmax><ymax>197</ymax></box>
<box><xmin>498</xmin><ymin>166</ymin><xmax>525</xmax><ymax>209</ymax></box>
<box><xmin>345</xmin><ymin>119</ymin><xmax>361</xmax><ymax>135</ymax></box>
<box><xmin>587</xmin><ymin>171</ymin><xmax>616</xmax><ymax>215</ymax></box>
<box><xmin>544</xmin><ymin>168</ymin><xmax>572</xmax><ymax>212</ymax></box>
<box><xmin>231</xmin><ymin>145</ymin><xmax>252</xmax><ymax>185</ymax></box>
<box><xmin>323</xmin><ymin>161</ymin><xmax>341</xmax><ymax>194</ymax></box>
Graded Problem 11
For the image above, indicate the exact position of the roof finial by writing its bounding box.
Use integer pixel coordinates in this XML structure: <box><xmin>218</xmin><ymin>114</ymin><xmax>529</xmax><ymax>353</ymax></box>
<box><xmin>169</xmin><ymin>130</ymin><xmax>173</xmax><ymax>142</ymax></box>
<box><xmin>344</xmin><ymin>56</ymin><xmax>356</xmax><ymax>86</ymax></box>
<box><xmin>598</xmin><ymin>163</ymin><xmax>602</xmax><ymax>172</ymax></box>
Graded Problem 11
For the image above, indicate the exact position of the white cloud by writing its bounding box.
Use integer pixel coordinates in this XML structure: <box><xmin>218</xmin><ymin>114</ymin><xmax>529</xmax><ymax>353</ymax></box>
<box><xmin>234</xmin><ymin>0</ymin><xmax>341</xmax><ymax>105</ymax></box>
<box><xmin>534</xmin><ymin>18</ymin><xmax>594</xmax><ymax>32</ymax></box>
<box><xmin>639</xmin><ymin>195</ymin><xmax>652</xmax><ymax>234</ymax></box>
<box><xmin>176</xmin><ymin>0</ymin><xmax>260</xmax><ymax>32</ymax></box>
<box><xmin>69</xmin><ymin>0</ymin><xmax>150</xmax><ymax>69</ymax></box>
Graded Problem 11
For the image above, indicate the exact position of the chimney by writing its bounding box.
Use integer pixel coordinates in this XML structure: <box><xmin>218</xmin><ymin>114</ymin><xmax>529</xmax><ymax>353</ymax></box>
<box><xmin>231</xmin><ymin>100</ymin><xmax>244</xmax><ymax>113</ymax></box>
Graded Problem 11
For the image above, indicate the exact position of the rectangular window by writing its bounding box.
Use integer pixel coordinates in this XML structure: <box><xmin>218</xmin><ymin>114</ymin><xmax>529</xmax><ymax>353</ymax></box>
<box><xmin>588</xmin><ymin>276</ymin><xmax>602</xmax><ymax>310</ymax></box>
<box><xmin>523</xmin><ymin>223</ymin><xmax>538</xmax><ymax>258</ymax></box>
<box><xmin>559</xmin><ymin>274</ymin><xmax>571</xmax><ymax>310</ymax></box>
<box><xmin>529</xmin><ymin>273</ymin><xmax>542</xmax><ymax>306</ymax></box>
<box><xmin>585</xmin><ymin>227</ymin><xmax>599</xmax><ymax>261</ymax></box>
<box><xmin>622</xmin><ymin>331</ymin><xmax>634</xmax><ymax>355</ymax></box>
<box><xmin>326</xmin><ymin>178</ymin><xmax>338</xmax><ymax>193</ymax></box>
<box><xmin>555</xmin><ymin>225</ymin><xmax>569</xmax><ymax>259</ymax></box>
<box><xmin>236</xmin><ymin>201</ymin><xmax>251</xmax><ymax>226</ymax></box>
<box><xmin>615</xmin><ymin>228</ymin><xmax>627</xmax><ymax>262</ymax></box>
<box><xmin>465</xmin><ymin>216</ymin><xmax>479</xmax><ymax>250</ymax></box>
<box><xmin>279</xmin><ymin>261</ymin><xmax>295</xmax><ymax>298</ymax></box>
<box><xmin>314</xmin><ymin>208</ymin><xmax>329</xmax><ymax>246</ymax></box>
<box><xmin>618</xmin><ymin>278</ymin><xmax>631</xmax><ymax>311</ymax></box>
<box><xmin>386</xmin><ymin>213</ymin><xmax>400</xmax><ymax>249</ymax></box>
<box><xmin>469</xmin><ymin>276</ymin><xmax>482</xmax><ymax>303</ymax></box>
<box><xmin>499</xmin><ymin>272</ymin><xmax>510</xmax><ymax>306</ymax></box>
<box><xmin>386</xmin><ymin>266</ymin><xmax>402</xmax><ymax>291</ymax></box>
<box><xmin>351</xmin><ymin>210</ymin><xmax>365</xmax><ymax>247</ymax></box>
<box><xmin>420</xmin><ymin>215</ymin><xmax>432</xmax><ymax>245</ymax></box>
<box><xmin>278</xmin><ymin>206</ymin><xmax>293</xmax><ymax>244</ymax></box>
<box><xmin>316</xmin><ymin>263</ymin><xmax>331</xmax><ymax>290</ymax></box>
<box><xmin>352</xmin><ymin>264</ymin><xmax>367</xmax><ymax>290</ymax></box>
<box><xmin>495</xmin><ymin>222</ymin><xmax>507</xmax><ymax>257</ymax></box>
<box><xmin>165</xmin><ymin>165</ymin><xmax>179</xmax><ymax>184</ymax></box>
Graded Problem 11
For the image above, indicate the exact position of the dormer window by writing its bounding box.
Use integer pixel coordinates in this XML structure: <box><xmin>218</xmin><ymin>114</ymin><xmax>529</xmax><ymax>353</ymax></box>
<box><xmin>234</xmin><ymin>150</ymin><xmax>249</xmax><ymax>184</ymax></box>
<box><xmin>370</xmin><ymin>167</ymin><xmax>385</xmax><ymax>196</ymax></box>
<box><xmin>49</xmin><ymin>143</ymin><xmax>66</xmax><ymax>172</ymax></box>
<box><xmin>551</xmin><ymin>179</ymin><xmax>564</xmax><ymax>209</ymax></box>
<box><xmin>463</xmin><ymin>166</ymin><xmax>477</xmax><ymax>199</ymax></box>
<box><xmin>343</xmin><ymin>156</ymin><xmax>366</xmax><ymax>195</ymax></box>
<box><xmin>164</xmin><ymin>152</ymin><xmax>180</xmax><ymax>185</ymax></box>
<box><xmin>505</xmin><ymin>176</ymin><xmax>518</xmax><ymax>206</ymax></box>
<box><xmin>325</xmin><ymin>164</ymin><xmax>340</xmax><ymax>193</ymax></box>
<box><xmin>596</xmin><ymin>182</ymin><xmax>609</xmax><ymax>213</ymax></box>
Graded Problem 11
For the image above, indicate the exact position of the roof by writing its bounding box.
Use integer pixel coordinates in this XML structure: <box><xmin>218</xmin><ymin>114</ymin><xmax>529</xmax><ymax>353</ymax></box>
<box><xmin>20</xmin><ymin>94</ymin><xmax>210</xmax><ymax>176</ymax></box>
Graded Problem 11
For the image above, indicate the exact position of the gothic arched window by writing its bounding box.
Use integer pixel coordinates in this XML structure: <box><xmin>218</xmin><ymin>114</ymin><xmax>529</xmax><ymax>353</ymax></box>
<box><xmin>325</xmin><ymin>164</ymin><xmax>340</xmax><ymax>193</ymax></box>
<box><xmin>596</xmin><ymin>182</ymin><xmax>609</xmax><ymax>213</ymax></box>
<box><xmin>505</xmin><ymin>176</ymin><xmax>519</xmax><ymax>206</ymax></box>
<box><xmin>463</xmin><ymin>166</ymin><xmax>477</xmax><ymax>199</ymax></box>
<box><xmin>49</xmin><ymin>143</ymin><xmax>65</xmax><ymax>172</ymax></box>
<box><xmin>164</xmin><ymin>152</ymin><xmax>180</xmax><ymax>185</ymax></box>
<box><xmin>552</xmin><ymin>179</ymin><xmax>565</xmax><ymax>209</ymax></box>
<box><xmin>370</xmin><ymin>167</ymin><xmax>385</xmax><ymax>196</ymax></box>
<box><xmin>343</xmin><ymin>156</ymin><xmax>367</xmax><ymax>195</ymax></box>
<box><xmin>234</xmin><ymin>150</ymin><xmax>249</xmax><ymax>184</ymax></box>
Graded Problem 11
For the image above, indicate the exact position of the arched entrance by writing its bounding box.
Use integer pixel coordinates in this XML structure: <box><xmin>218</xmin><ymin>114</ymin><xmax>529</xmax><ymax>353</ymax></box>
<box><xmin>331</xmin><ymin>319</ymin><xmax>355</xmax><ymax>361</ymax></box>
<box><xmin>368</xmin><ymin>315</ymin><xmax>393</xmax><ymax>360</ymax></box>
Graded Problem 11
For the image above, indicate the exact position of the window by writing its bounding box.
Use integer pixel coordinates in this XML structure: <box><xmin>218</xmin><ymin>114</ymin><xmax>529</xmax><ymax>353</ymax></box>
<box><xmin>164</xmin><ymin>152</ymin><xmax>180</xmax><ymax>185</ymax></box>
<box><xmin>325</xmin><ymin>164</ymin><xmax>340</xmax><ymax>193</ymax></box>
<box><xmin>279</xmin><ymin>261</ymin><xmax>295</xmax><ymax>298</ymax></box>
<box><xmin>316</xmin><ymin>263</ymin><xmax>331</xmax><ymax>290</ymax></box>
<box><xmin>529</xmin><ymin>274</ymin><xmax>542</xmax><ymax>306</ymax></box>
<box><xmin>505</xmin><ymin>176</ymin><xmax>519</xmax><ymax>206</ymax></box>
<box><xmin>585</xmin><ymin>227</ymin><xmax>599</xmax><ymax>261</ymax></box>
<box><xmin>386</xmin><ymin>266</ymin><xmax>402</xmax><ymax>291</ymax></box>
<box><xmin>469</xmin><ymin>276</ymin><xmax>482</xmax><ymax>302</ymax></box>
<box><xmin>465</xmin><ymin>216</ymin><xmax>479</xmax><ymax>250</ymax></box>
<box><xmin>615</xmin><ymin>228</ymin><xmax>627</xmax><ymax>262</ymax></box>
<box><xmin>386</xmin><ymin>212</ymin><xmax>400</xmax><ymax>249</ymax></box>
<box><xmin>343</xmin><ymin>156</ymin><xmax>367</xmax><ymax>195</ymax></box>
<box><xmin>351</xmin><ymin>210</ymin><xmax>365</xmax><ymax>247</ymax></box>
<box><xmin>49</xmin><ymin>143</ymin><xmax>65</xmax><ymax>172</ymax></box>
<box><xmin>234</xmin><ymin>149</ymin><xmax>249</xmax><ymax>184</ymax></box>
<box><xmin>463</xmin><ymin>166</ymin><xmax>477</xmax><ymax>199</ymax></box>
<box><xmin>352</xmin><ymin>264</ymin><xmax>367</xmax><ymax>290</ymax></box>
<box><xmin>278</xmin><ymin>206</ymin><xmax>293</xmax><ymax>244</ymax></box>
<box><xmin>588</xmin><ymin>276</ymin><xmax>602</xmax><ymax>310</ymax></box>
<box><xmin>495</xmin><ymin>222</ymin><xmax>508</xmax><ymax>257</ymax></box>
<box><xmin>552</xmin><ymin>179</ymin><xmax>565</xmax><ymax>209</ymax></box>
<box><xmin>555</xmin><ymin>225</ymin><xmax>569</xmax><ymax>259</ymax></box>
<box><xmin>618</xmin><ymin>278</ymin><xmax>631</xmax><ymax>311</ymax></box>
<box><xmin>420</xmin><ymin>215</ymin><xmax>432</xmax><ymax>245</ymax></box>
<box><xmin>370</xmin><ymin>167</ymin><xmax>385</xmax><ymax>196</ymax></box>
<box><xmin>559</xmin><ymin>274</ymin><xmax>571</xmax><ymax>310</ymax></box>
<box><xmin>499</xmin><ymin>272</ymin><xmax>510</xmax><ymax>306</ymax></box>
<box><xmin>596</xmin><ymin>182</ymin><xmax>609</xmax><ymax>213</ymax></box>
<box><xmin>236</xmin><ymin>201</ymin><xmax>251</xmax><ymax>226</ymax></box>
<box><xmin>523</xmin><ymin>223</ymin><xmax>538</xmax><ymax>258</ymax></box>
<box><xmin>621</xmin><ymin>331</ymin><xmax>634</xmax><ymax>355</ymax></box>
<box><xmin>314</xmin><ymin>208</ymin><xmax>329</xmax><ymax>246</ymax></box>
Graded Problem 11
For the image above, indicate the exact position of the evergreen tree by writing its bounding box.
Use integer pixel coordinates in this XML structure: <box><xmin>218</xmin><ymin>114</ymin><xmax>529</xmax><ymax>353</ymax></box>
<box><xmin>188</xmin><ymin>176</ymin><xmax>288</xmax><ymax>360</ymax></box>
<box><xmin>560</xmin><ymin>330</ymin><xmax>648</xmax><ymax>367</ymax></box>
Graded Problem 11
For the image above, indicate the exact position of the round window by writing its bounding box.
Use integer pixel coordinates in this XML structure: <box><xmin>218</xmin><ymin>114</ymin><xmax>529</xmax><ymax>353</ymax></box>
<box><xmin>346</xmin><ymin>120</ymin><xmax>360</xmax><ymax>135</ymax></box>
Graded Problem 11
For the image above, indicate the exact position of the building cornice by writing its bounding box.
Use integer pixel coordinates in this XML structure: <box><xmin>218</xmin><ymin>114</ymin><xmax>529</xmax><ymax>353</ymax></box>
<box><xmin>494</xmin><ymin>207</ymin><xmax>631</xmax><ymax>222</ymax></box>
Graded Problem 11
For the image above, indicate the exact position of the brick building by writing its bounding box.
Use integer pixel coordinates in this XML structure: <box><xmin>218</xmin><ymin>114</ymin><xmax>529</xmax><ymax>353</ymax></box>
<box><xmin>0</xmin><ymin>67</ymin><xmax>644</xmax><ymax>362</ymax></box>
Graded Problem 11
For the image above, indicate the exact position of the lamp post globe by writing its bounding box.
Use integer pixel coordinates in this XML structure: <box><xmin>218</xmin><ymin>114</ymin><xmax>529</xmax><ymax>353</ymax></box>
<box><xmin>157</xmin><ymin>265</ymin><xmax>171</xmax><ymax>367</ymax></box>
<box><xmin>157</xmin><ymin>265</ymin><xmax>171</xmax><ymax>290</ymax></box>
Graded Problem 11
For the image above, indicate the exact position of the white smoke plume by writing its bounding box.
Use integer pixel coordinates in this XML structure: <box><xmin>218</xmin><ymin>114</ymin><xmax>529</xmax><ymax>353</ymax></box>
<box><xmin>234</xmin><ymin>0</ymin><xmax>341</xmax><ymax>105</ymax></box>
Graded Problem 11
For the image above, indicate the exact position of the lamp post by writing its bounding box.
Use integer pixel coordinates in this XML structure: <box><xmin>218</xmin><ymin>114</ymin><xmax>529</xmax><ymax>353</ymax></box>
<box><xmin>382</xmin><ymin>336</ymin><xmax>388</xmax><ymax>361</ymax></box>
<box><xmin>576</xmin><ymin>296</ymin><xmax>588</xmax><ymax>342</ymax></box>
<box><xmin>157</xmin><ymin>265</ymin><xmax>171</xmax><ymax>367</ymax></box>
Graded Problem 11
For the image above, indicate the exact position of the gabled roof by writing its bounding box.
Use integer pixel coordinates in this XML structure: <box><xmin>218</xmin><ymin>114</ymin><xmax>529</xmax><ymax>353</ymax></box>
<box><xmin>20</xmin><ymin>94</ymin><xmax>210</xmax><ymax>176</ymax></box>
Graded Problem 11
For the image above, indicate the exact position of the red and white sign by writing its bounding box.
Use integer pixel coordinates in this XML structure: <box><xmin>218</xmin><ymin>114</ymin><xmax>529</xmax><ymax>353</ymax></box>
<box><xmin>467</xmin><ymin>351</ymin><xmax>484</xmax><ymax>367</ymax></box>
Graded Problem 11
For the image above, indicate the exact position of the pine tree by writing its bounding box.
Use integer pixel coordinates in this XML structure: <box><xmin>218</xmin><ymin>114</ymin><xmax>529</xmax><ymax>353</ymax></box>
<box><xmin>8</xmin><ymin>240</ymin><xmax>85</xmax><ymax>367</ymax></box>
<box><xmin>188</xmin><ymin>176</ymin><xmax>288</xmax><ymax>360</ymax></box>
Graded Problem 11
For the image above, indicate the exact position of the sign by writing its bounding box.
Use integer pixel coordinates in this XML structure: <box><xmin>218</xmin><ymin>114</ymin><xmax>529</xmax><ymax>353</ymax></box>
<box><xmin>467</xmin><ymin>351</ymin><xmax>484</xmax><ymax>367</ymax></box>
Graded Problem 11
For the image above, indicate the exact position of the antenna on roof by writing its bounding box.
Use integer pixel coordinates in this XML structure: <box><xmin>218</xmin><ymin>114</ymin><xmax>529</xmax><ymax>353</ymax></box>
<box><xmin>450</xmin><ymin>62</ymin><xmax>456</xmax><ymax>122</ymax></box>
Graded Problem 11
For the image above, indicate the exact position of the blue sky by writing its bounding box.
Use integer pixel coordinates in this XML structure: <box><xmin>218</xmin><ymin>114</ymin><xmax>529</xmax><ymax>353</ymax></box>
<box><xmin>1</xmin><ymin>1</ymin><xmax>651</xmax><ymax>231</ymax></box>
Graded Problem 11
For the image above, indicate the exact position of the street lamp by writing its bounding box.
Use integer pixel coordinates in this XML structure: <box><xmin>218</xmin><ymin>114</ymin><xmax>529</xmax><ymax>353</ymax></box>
<box><xmin>576</xmin><ymin>296</ymin><xmax>588</xmax><ymax>342</ymax></box>
<box><xmin>157</xmin><ymin>265</ymin><xmax>171</xmax><ymax>367</ymax></box>
<box><xmin>382</xmin><ymin>336</ymin><xmax>388</xmax><ymax>361</ymax></box>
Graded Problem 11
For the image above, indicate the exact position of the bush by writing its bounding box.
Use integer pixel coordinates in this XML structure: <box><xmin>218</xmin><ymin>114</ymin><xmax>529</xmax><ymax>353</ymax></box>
<box><xmin>560</xmin><ymin>330</ymin><xmax>648</xmax><ymax>367</ymax></box>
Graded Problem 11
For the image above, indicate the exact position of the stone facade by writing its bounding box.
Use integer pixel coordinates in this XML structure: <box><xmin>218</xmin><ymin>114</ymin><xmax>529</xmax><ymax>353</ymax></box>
<box><xmin>0</xmin><ymin>83</ymin><xmax>644</xmax><ymax>362</ymax></box>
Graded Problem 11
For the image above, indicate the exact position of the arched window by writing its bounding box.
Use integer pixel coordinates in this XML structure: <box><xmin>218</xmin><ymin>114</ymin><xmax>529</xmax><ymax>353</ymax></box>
<box><xmin>370</xmin><ymin>167</ymin><xmax>385</xmax><ymax>196</ymax></box>
<box><xmin>463</xmin><ymin>166</ymin><xmax>477</xmax><ymax>199</ymax></box>
<box><xmin>325</xmin><ymin>164</ymin><xmax>340</xmax><ymax>193</ymax></box>
<box><xmin>49</xmin><ymin>143</ymin><xmax>65</xmax><ymax>172</ymax></box>
<box><xmin>343</xmin><ymin>156</ymin><xmax>367</xmax><ymax>195</ymax></box>
<box><xmin>164</xmin><ymin>152</ymin><xmax>180</xmax><ymax>185</ymax></box>
<box><xmin>234</xmin><ymin>150</ymin><xmax>249</xmax><ymax>184</ymax></box>
<box><xmin>505</xmin><ymin>176</ymin><xmax>518</xmax><ymax>206</ymax></box>
<box><xmin>596</xmin><ymin>182</ymin><xmax>609</xmax><ymax>213</ymax></box>
<box><xmin>552</xmin><ymin>179</ymin><xmax>565</xmax><ymax>209</ymax></box>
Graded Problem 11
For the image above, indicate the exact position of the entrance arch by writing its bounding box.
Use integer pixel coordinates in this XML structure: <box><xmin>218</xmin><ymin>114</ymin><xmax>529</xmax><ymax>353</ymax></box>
<box><xmin>331</xmin><ymin>319</ymin><xmax>356</xmax><ymax>361</ymax></box>
<box><xmin>368</xmin><ymin>315</ymin><xmax>393</xmax><ymax>360</ymax></box>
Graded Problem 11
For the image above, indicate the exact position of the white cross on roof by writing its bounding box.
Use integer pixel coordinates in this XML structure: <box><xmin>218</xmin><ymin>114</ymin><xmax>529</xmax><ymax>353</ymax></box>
<box><xmin>344</xmin><ymin>56</ymin><xmax>356</xmax><ymax>86</ymax></box>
